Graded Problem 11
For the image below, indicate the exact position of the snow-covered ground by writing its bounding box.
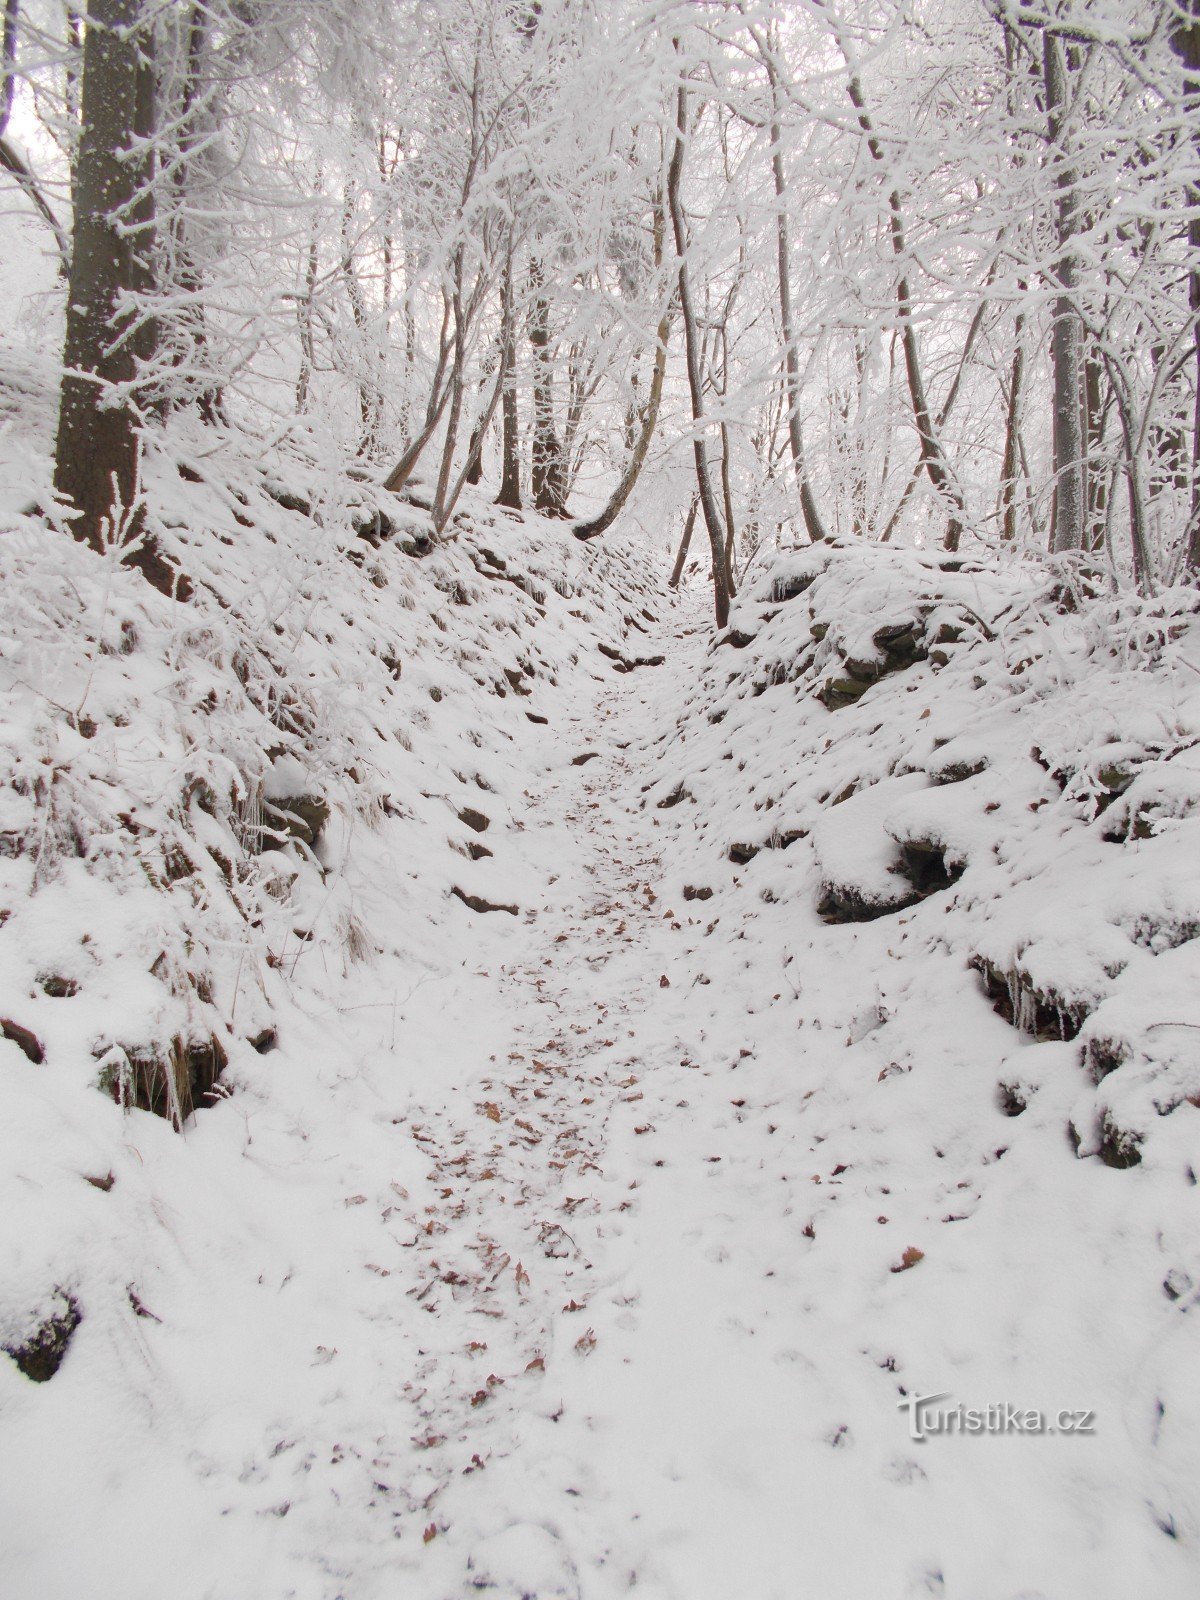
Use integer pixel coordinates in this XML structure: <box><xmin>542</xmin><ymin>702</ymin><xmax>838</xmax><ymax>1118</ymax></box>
<box><xmin>2</xmin><ymin>395</ymin><xmax>1200</xmax><ymax>1596</ymax></box>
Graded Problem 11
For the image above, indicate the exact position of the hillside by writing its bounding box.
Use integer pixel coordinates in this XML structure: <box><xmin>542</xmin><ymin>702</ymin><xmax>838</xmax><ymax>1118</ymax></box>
<box><xmin>1</xmin><ymin>397</ymin><xmax>1199</xmax><ymax>1595</ymax></box>
<box><xmin>4</xmin><ymin>0</ymin><xmax>1200</xmax><ymax>1593</ymax></box>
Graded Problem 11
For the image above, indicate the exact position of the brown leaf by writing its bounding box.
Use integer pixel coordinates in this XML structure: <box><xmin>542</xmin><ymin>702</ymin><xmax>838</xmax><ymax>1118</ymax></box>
<box><xmin>423</xmin><ymin>1523</ymin><xmax>438</xmax><ymax>1544</ymax></box>
<box><xmin>892</xmin><ymin>1246</ymin><xmax>925</xmax><ymax>1273</ymax></box>
<box><xmin>481</xmin><ymin>1102</ymin><xmax>502</xmax><ymax>1122</ymax></box>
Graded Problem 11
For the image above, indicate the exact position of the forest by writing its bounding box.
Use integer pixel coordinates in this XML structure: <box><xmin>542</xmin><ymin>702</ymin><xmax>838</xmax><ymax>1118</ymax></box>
<box><xmin>0</xmin><ymin>1</ymin><xmax>1199</xmax><ymax>1596</ymax></box>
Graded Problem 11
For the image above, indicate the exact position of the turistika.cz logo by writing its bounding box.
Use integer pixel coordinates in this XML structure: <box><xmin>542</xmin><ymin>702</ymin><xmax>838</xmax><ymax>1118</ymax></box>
<box><xmin>898</xmin><ymin>1393</ymin><xmax>1097</xmax><ymax>1442</ymax></box>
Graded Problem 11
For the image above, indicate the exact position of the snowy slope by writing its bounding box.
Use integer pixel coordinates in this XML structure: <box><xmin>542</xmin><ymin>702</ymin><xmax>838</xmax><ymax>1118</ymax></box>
<box><xmin>3</xmin><ymin>366</ymin><xmax>1200</xmax><ymax>1600</ymax></box>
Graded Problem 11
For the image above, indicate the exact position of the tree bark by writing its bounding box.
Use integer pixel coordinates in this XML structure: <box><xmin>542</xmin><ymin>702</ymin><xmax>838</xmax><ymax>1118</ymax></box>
<box><xmin>529</xmin><ymin>257</ymin><xmax>568</xmax><ymax>515</ymax></box>
<box><xmin>1043</xmin><ymin>32</ymin><xmax>1086</xmax><ymax>555</ymax></box>
<box><xmin>669</xmin><ymin>496</ymin><xmax>698</xmax><ymax>587</ymax></box>
<box><xmin>54</xmin><ymin>0</ymin><xmax>182</xmax><ymax>597</ymax></box>
<box><xmin>1171</xmin><ymin>0</ymin><xmax>1200</xmax><ymax>575</ymax></box>
<box><xmin>495</xmin><ymin>249</ymin><xmax>522</xmax><ymax>508</ymax></box>
<box><xmin>667</xmin><ymin>58</ymin><xmax>730</xmax><ymax>629</ymax></box>
<box><xmin>1000</xmin><ymin>308</ymin><xmax>1026</xmax><ymax>542</ymax></box>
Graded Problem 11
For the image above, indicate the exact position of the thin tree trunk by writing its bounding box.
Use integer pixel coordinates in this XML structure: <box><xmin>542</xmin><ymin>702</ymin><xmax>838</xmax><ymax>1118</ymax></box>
<box><xmin>296</xmin><ymin>201</ymin><xmax>319</xmax><ymax>414</ymax></box>
<box><xmin>430</xmin><ymin>248</ymin><xmax>469</xmax><ymax>527</ymax></box>
<box><xmin>667</xmin><ymin>56</ymin><xmax>730</xmax><ymax>629</ymax></box>
<box><xmin>55</xmin><ymin>0</ymin><xmax>182</xmax><ymax>597</ymax></box>
<box><xmin>435</xmin><ymin>330</ymin><xmax>510</xmax><ymax>535</ymax></box>
<box><xmin>1000</xmin><ymin>309</ymin><xmax>1026</xmax><ymax>542</ymax></box>
<box><xmin>669</xmin><ymin>496</ymin><xmax>698</xmax><ymax>587</ymax></box>
<box><xmin>720</xmin><ymin>415</ymin><xmax>737</xmax><ymax>596</ymax></box>
<box><xmin>383</xmin><ymin>291</ymin><xmax>454</xmax><ymax>493</ymax></box>
<box><xmin>1084</xmin><ymin>346</ymin><xmax>1108</xmax><ymax>551</ymax></box>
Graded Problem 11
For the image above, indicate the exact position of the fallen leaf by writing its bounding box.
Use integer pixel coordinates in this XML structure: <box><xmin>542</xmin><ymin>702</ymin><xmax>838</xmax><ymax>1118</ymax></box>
<box><xmin>892</xmin><ymin>1246</ymin><xmax>925</xmax><ymax>1273</ymax></box>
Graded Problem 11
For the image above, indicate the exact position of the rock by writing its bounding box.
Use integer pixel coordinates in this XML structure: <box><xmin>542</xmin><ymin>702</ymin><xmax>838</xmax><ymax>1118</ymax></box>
<box><xmin>997</xmin><ymin>1081</ymin><xmax>1028</xmax><ymax>1116</ymax></box>
<box><xmin>1098</xmin><ymin>1111</ymin><xmax>1143</xmax><ymax>1169</ymax></box>
<box><xmin>656</xmin><ymin>783</ymin><xmax>690</xmax><ymax>810</ymax></box>
<box><xmin>728</xmin><ymin>841</ymin><xmax>759</xmax><ymax>864</ymax></box>
<box><xmin>248</xmin><ymin>1028</ymin><xmax>278</xmax><ymax>1054</ymax></box>
<box><xmin>101</xmin><ymin>1034</ymin><xmax>228</xmax><ymax>1127</ymax></box>
<box><xmin>262</xmin><ymin>792</ymin><xmax>330</xmax><ymax>849</ymax></box>
<box><xmin>817</xmin><ymin>881</ymin><xmax>917</xmax><ymax>924</ymax></box>
<box><xmin>467</xmin><ymin>841</ymin><xmax>493</xmax><ymax>860</ymax></box>
<box><xmin>458</xmin><ymin>806</ymin><xmax>491</xmax><ymax>833</ymax></box>
<box><xmin>1</xmin><ymin>1018</ymin><xmax>44</xmax><ymax>1063</ymax></box>
<box><xmin>771</xmin><ymin>572</ymin><xmax>819</xmax><ymax>603</ymax></box>
<box><xmin>683</xmin><ymin>885</ymin><xmax>713</xmax><ymax>901</ymax></box>
<box><xmin>972</xmin><ymin>957</ymin><xmax>1089</xmax><ymax>1042</ymax></box>
<box><xmin>1084</xmin><ymin>1034</ymin><xmax>1126</xmax><ymax>1083</ymax></box>
<box><xmin>820</xmin><ymin>676</ymin><xmax>871</xmax><ymax>711</ymax></box>
<box><xmin>40</xmin><ymin>975</ymin><xmax>79</xmax><ymax>998</ymax></box>
<box><xmin>4</xmin><ymin>1292</ymin><xmax>81</xmax><ymax>1382</ymax></box>
<box><xmin>895</xmin><ymin>838</ymin><xmax>965</xmax><ymax>898</ymax></box>
<box><xmin>451</xmin><ymin>886</ymin><xmax>519</xmax><ymax>916</ymax></box>
<box><xmin>930</xmin><ymin>758</ymin><xmax>987</xmax><ymax>785</ymax></box>
<box><xmin>571</xmin><ymin>752</ymin><xmax>600</xmax><ymax>766</ymax></box>
<box><xmin>1164</xmin><ymin>1268</ymin><xmax>1194</xmax><ymax>1301</ymax></box>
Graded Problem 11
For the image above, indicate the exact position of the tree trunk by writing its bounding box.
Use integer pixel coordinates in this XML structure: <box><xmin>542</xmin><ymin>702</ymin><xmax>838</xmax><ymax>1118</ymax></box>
<box><xmin>669</xmin><ymin>496</ymin><xmax>698</xmax><ymax>587</ymax></box>
<box><xmin>1000</xmin><ymin>308</ymin><xmax>1026</xmax><ymax>542</ymax></box>
<box><xmin>529</xmin><ymin>257</ymin><xmax>567</xmax><ymax>516</ymax></box>
<box><xmin>55</xmin><ymin>0</ymin><xmax>182</xmax><ymax>597</ymax></box>
<box><xmin>667</xmin><ymin>58</ymin><xmax>730</xmax><ymax>629</ymax></box>
<box><xmin>383</xmin><ymin>290</ymin><xmax>454</xmax><ymax>493</ymax></box>
<box><xmin>1043</xmin><ymin>32</ymin><xmax>1086</xmax><ymax>555</ymax></box>
<box><xmin>495</xmin><ymin>250</ymin><xmax>522</xmax><ymax>508</ymax></box>
<box><xmin>1171</xmin><ymin>0</ymin><xmax>1200</xmax><ymax>575</ymax></box>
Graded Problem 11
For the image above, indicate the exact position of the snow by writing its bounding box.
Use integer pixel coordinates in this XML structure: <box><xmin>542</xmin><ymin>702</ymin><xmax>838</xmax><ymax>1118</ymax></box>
<box><xmin>1</xmin><ymin>384</ymin><xmax>1200</xmax><ymax>1597</ymax></box>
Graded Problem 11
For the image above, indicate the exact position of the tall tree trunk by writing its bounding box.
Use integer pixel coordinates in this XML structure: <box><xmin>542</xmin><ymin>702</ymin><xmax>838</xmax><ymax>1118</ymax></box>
<box><xmin>55</xmin><ymin>0</ymin><xmax>182</xmax><ymax>597</ymax></box>
<box><xmin>574</xmin><ymin>192</ymin><xmax>669</xmax><ymax>541</ymax></box>
<box><xmin>1171</xmin><ymin>0</ymin><xmax>1200</xmax><ymax>575</ymax></box>
<box><xmin>667</xmin><ymin>58</ymin><xmax>730</xmax><ymax>629</ymax></box>
<box><xmin>1043</xmin><ymin>32</ymin><xmax>1086</xmax><ymax>554</ymax></box>
<box><xmin>529</xmin><ymin>257</ymin><xmax>567</xmax><ymax>516</ymax></box>
<box><xmin>495</xmin><ymin>249</ymin><xmax>522</xmax><ymax>508</ymax></box>
<box><xmin>296</xmin><ymin>201</ymin><xmax>319</xmax><ymax>414</ymax></box>
<box><xmin>1000</xmin><ymin>308</ymin><xmax>1026</xmax><ymax>542</ymax></box>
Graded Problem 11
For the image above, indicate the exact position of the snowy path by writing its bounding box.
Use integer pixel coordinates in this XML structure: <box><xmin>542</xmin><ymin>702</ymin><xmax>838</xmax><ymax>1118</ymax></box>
<box><xmin>340</xmin><ymin>608</ymin><xmax>959</xmax><ymax>1599</ymax></box>
<box><xmin>355</xmin><ymin>598</ymin><xmax>1199</xmax><ymax>1600</ymax></box>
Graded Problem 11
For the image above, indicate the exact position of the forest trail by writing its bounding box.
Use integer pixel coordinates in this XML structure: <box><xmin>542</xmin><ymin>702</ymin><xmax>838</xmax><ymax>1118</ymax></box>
<box><xmin>365</xmin><ymin>599</ymin><xmax>928</xmax><ymax>1600</ymax></box>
